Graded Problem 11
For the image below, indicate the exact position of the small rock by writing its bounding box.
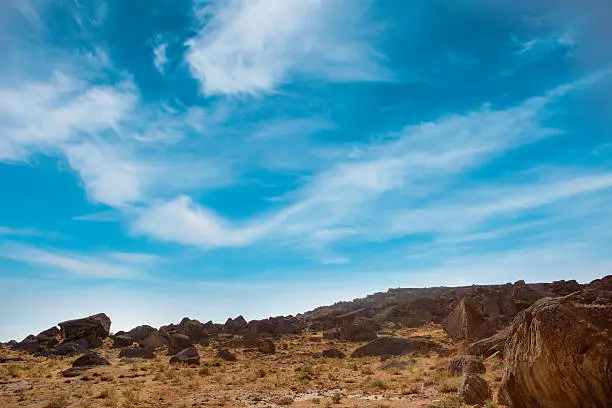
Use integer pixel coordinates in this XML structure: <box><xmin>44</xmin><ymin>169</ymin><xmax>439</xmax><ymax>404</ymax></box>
<box><xmin>216</xmin><ymin>349</ymin><xmax>237</xmax><ymax>361</ymax></box>
<box><xmin>321</xmin><ymin>348</ymin><xmax>345</xmax><ymax>358</ymax></box>
<box><xmin>323</xmin><ymin>328</ymin><xmax>340</xmax><ymax>340</ymax></box>
<box><xmin>169</xmin><ymin>346</ymin><xmax>200</xmax><ymax>365</ymax></box>
<box><xmin>47</xmin><ymin>341</ymin><xmax>88</xmax><ymax>356</ymax></box>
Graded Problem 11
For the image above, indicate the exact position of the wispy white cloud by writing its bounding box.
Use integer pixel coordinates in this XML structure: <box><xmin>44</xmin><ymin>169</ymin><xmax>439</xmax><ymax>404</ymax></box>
<box><xmin>0</xmin><ymin>226</ymin><xmax>58</xmax><ymax>238</ymax></box>
<box><xmin>0</xmin><ymin>243</ymin><xmax>149</xmax><ymax>279</ymax></box>
<box><xmin>132</xmin><ymin>75</ymin><xmax>609</xmax><ymax>250</ymax></box>
<box><xmin>186</xmin><ymin>0</ymin><xmax>388</xmax><ymax>95</ymax></box>
<box><xmin>152</xmin><ymin>41</ymin><xmax>168</xmax><ymax>73</ymax></box>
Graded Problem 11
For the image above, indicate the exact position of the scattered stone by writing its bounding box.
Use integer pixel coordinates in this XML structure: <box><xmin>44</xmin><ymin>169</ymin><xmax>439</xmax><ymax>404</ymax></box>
<box><xmin>350</xmin><ymin>336</ymin><xmax>441</xmax><ymax>358</ymax></box>
<box><xmin>257</xmin><ymin>339</ymin><xmax>275</xmax><ymax>354</ymax></box>
<box><xmin>119</xmin><ymin>348</ymin><xmax>156</xmax><ymax>359</ymax></box>
<box><xmin>458</xmin><ymin>373</ymin><xmax>491</xmax><ymax>405</ymax></box>
<box><xmin>168</xmin><ymin>333</ymin><xmax>192</xmax><ymax>355</ymax></box>
<box><xmin>499</xmin><ymin>282</ymin><xmax>612</xmax><ymax>408</ymax></box>
<box><xmin>58</xmin><ymin>313</ymin><xmax>111</xmax><ymax>349</ymax></box>
<box><xmin>216</xmin><ymin>349</ymin><xmax>237</xmax><ymax>361</ymax></box>
<box><xmin>72</xmin><ymin>352</ymin><xmax>110</xmax><ymax>367</ymax></box>
<box><xmin>448</xmin><ymin>355</ymin><xmax>485</xmax><ymax>376</ymax></box>
<box><xmin>321</xmin><ymin>348</ymin><xmax>345</xmax><ymax>359</ymax></box>
<box><xmin>169</xmin><ymin>346</ymin><xmax>200</xmax><ymax>365</ymax></box>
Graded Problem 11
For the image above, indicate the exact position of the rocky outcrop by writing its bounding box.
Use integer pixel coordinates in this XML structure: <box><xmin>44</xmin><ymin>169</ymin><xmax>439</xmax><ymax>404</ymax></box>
<box><xmin>459</xmin><ymin>373</ymin><xmax>491</xmax><ymax>405</ymax></box>
<box><xmin>350</xmin><ymin>337</ymin><xmax>442</xmax><ymax>358</ymax></box>
<box><xmin>170</xmin><ymin>346</ymin><xmax>200</xmax><ymax>365</ymax></box>
<box><xmin>35</xmin><ymin>326</ymin><xmax>60</xmax><ymax>348</ymax></box>
<box><xmin>442</xmin><ymin>298</ymin><xmax>499</xmax><ymax>341</ymax></box>
<box><xmin>224</xmin><ymin>316</ymin><xmax>248</xmax><ymax>334</ymax></box>
<box><xmin>449</xmin><ymin>355</ymin><xmax>485</xmax><ymax>376</ymax></box>
<box><xmin>323</xmin><ymin>328</ymin><xmax>340</xmax><ymax>339</ymax></box>
<box><xmin>58</xmin><ymin>313</ymin><xmax>111</xmax><ymax>349</ymax></box>
<box><xmin>467</xmin><ymin>328</ymin><xmax>509</xmax><ymax>358</ymax></box>
<box><xmin>499</xmin><ymin>279</ymin><xmax>612</xmax><ymax>408</ymax></box>
<box><xmin>119</xmin><ymin>348</ymin><xmax>156</xmax><ymax>359</ymax></box>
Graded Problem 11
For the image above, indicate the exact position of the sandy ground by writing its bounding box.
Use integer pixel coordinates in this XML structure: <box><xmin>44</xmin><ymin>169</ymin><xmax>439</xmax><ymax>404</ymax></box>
<box><xmin>0</xmin><ymin>325</ymin><xmax>504</xmax><ymax>408</ymax></box>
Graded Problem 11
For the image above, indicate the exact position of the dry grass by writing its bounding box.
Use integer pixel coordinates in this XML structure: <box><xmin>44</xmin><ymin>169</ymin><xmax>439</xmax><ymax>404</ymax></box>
<box><xmin>0</xmin><ymin>325</ymin><xmax>505</xmax><ymax>407</ymax></box>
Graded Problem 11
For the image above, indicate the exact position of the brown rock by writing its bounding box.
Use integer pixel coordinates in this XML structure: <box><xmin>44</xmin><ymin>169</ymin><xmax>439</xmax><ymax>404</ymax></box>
<box><xmin>168</xmin><ymin>333</ymin><xmax>192</xmax><ymax>355</ymax></box>
<box><xmin>350</xmin><ymin>337</ymin><xmax>441</xmax><ymax>358</ymax></box>
<box><xmin>58</xmin><ymin>313</ymin><xmax>111</xmax><ymax>349</ymax></box>
<box><xmin>72</xmin><ymin>351</ymin><xmax>110</xmax><ymax>367</ymax></box>
<box><xmin>449</xmin><ymin>355</ymin><xmax>485</xmax><ymax>376</ymax></box>
<box><xmin>127</xmin><ymin>325</ymin><xmax>166</xmax><ymax>349</ymax></box>
<box><xmin>47</xmin><ymin>341</ymin><xmax>88</xmax><ymax>356</ymax></box>
<box><xmin>323</xmin><ymin>328</ymin><xmax>340</xmax><ymax>340</ymax></box>
<box><xmin>459</xmin><ymin>373</ymin><xmax>491</xmax><ymax>405</ymax></box>
<box><xmin>467</xmin><ymin>328</ymin><xmax>509</xmax><ymax>357</ymax></box>
<box><xmin>499</xmin><ymin>286</ymin><xmax>612</xmax><ymax>408</ymax></box>
<box><xmin>119</xmin><ymin>348</ymin><xmax>156</xmax><ymax>359</ymax></box>
<box><xmin>224</xmin><ymin>316</ymin><xmax>248</xmax><ymax>334</ymax></box>
<box><xmin>339</xmin><ymin>318</ymin><xmax>378</xmax><ymax>342</ymax></box>
<box><xmin>216</xmin><ymin>348</ymin><xmax>237</xmax><ymax>361</ymax></box>
<box><xmin>169</xmin><ymin>346</ymin><xmax>200</xmax><ymax>365</ymax></box>
<box><xmin>112</xmin><ymin>335</ymin><xmax>134</xmax><ymax>348</ymax></box>
<box><xmin>321</xmin><ymin>348</ymin><xmax>345</xmax><ymax>358</ymax></box>
<box><xmin>442</xmin><ymin>298</ymin><xmax>493</xmax><ymax>341</ymax></box>
<box><xmin>257</xmin><ymin>339</ymin><xmax>275</xmax><ymax>354</ymax></box>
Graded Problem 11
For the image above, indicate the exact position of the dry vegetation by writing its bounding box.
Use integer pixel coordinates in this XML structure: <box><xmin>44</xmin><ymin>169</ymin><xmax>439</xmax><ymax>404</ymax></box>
<box><xmin>1</xmin><ymin>325</ymin><xmax>503</xmax><ymax>407</ymax></box>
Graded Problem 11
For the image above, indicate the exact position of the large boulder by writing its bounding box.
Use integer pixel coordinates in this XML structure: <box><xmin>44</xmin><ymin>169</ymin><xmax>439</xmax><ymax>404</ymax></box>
<box><xmin>499</xmin><ymin>282</ymin><xmax>612</xmax><ymax>408</ymax></box>
<box><xmin>168</xmin><ymin>333</ymin><xmax>192</xmax><ymax>355</ymax></box>
<box><xmin>47</xmin><ymin>341</ymin><xmax>88</xmax><ymax>356</ymax></box>
<box><xmin>339</xmin><ymin>318</ymin><xmax>378</xmax><ymax>342</ymax></box>
<box><xmin>178</xmin><ymin>317</ymin><xmax>209</xmax><ymax>344</ymax></box>
<box><xmin>459</xmin><ymin>373</ymin><xmax>491</xmax><ymax>405</ymax></box>
<box><xmin>35</xmin><ymin>326</ymin><xmax>60</xmax><ymax>347</ymax></box>
<box><xmin>72</xmin><ymin>351</ymin><xmax>110</xmax><ymax>367</ymax></box>
<box><xmin>119</xmin><ymin>348</ymin><xmax>156</xmax><ymax>359</ymax></box>
<box><xmin>58</xmin><ymin>313</ymin><xmax>111</xmax><ymax>349</ymax></box>
<box><xmin>351</xmin><ymin>337</ymin><xmax>442</xmax><ymax>358</ymax></box>
<box><xmin>442</xmin><ymin>298</ymin><xmax>498</xmax><ymax>341</ymax></box>
<box><xmin>467</xmin><ymin>328</ymin><xmax>509</xmax><ymax>358</ymax></box>
<box><xmin>127</xmin><ymin>325</ymin><xmax>166</xmax><ymax>349</ymax></box>
<box><xmin>112</xmin><ymin>335</ymin><xmax>134</xmax><ymax>348</ymax></box>
<box><xmin>169</xmin><ymin>346</ymin><xmax>200</xmax><ymax>365</ymax></box>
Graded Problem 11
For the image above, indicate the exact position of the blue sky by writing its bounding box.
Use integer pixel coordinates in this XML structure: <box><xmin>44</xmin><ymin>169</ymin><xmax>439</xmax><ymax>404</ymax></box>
<box><xmin>1</xmin><ymin>0</ymin><xmax>611</xmax><ymax>340</ymax></box>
